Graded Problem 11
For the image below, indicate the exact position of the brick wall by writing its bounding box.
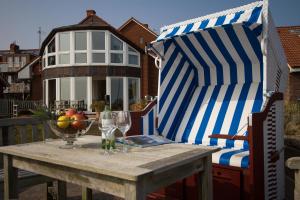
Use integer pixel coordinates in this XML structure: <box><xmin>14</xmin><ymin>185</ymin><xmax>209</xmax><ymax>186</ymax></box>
<box><xmin>286</xmin><ymin>72</ymin><xmax>300</xmax><ymax>101</ymax></box>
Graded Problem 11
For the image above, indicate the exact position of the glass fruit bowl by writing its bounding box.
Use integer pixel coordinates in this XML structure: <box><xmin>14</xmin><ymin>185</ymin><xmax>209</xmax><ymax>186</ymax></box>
<box><xmin>47</xmin><ymin>116</ymin><xmax>95</xmax><ymax>149</ymax></box>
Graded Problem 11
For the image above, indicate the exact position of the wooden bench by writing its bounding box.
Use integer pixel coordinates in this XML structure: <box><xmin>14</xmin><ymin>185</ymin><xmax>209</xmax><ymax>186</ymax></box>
<box><xmin>0</xmin><ymin>117</ymin><xmax>60</xmax><ymax>199</ymax></box>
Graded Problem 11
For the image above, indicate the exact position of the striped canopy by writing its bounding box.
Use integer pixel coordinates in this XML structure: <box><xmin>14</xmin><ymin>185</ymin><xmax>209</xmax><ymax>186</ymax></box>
<box><xmin>155</xmin><ymin>1</ymin><xmax>263</xmax><ymax>42</ymax></box>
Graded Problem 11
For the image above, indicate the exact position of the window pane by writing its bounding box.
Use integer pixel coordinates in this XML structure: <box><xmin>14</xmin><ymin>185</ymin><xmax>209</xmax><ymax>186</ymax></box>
<box><xmin>60</xmin><ymin>78</ymin><xmax>70</xmax><ymax>100</ymax></box>
<box><xmin>110</xmin><ymin>53</ymin><xmax>123</xmax><ymax>63</ymax></box>
<box><xmin>92</xmin><ymin>53</ymin><xmax>105</xmax><ymax>63</ymax></box>
<box><xmin>42</xmin><ymin>58</ymin><xmax>45</xmax><ymax>68</ymax></box>
<box><xmin>59</xmin><ymin>32</ymin><xmax>70</xmax><ymax>51</ymax></box>
<box><xmin>59</xmin><ymin>54</ymin><xmax>70</xmax><ymax>64</ymax></box>
<box><xmin>48</xmin><ymin>39</ymin><xmax>55</xmax><ymax>53</ymax></box>
<box><xmin>110</xmin><ymin>35</ymin><xmax>123</xmax><ymax>50</ymax></box>
<box><xmin>92</xmin><ymin>32</ymin><xmax>105</xmax><ymax>50</ymax></box>
<box><xmin>14</xmin><ymin>57</ymin><xmax>20</xmax><ymax>67</ymax></box>
<box><xmin>75</xmin><ymin>77</ymin><xmax>87</xmax><ymax>104</ymax></box>
<box><xmin>75</xmin><ymin>32</ymin><xmax>87</xmax><ymax>50</ymax></box>
<box><xmin>129</xmin><ymin>54</ymin><xmax>138</xmax><ymax>65</ymax></box>
<box><xmin>129</xmin><ymin>78</ymin><xmax>139</xmax><ymax>109</ymax></box>
<box><xmin>48</xmin><ymin>79</ymin><xmax>56</xmax><ymax>106</ymax></box>
<box><xmin>111</xmin><ymin>78</ymin><xmax>123</xmax><ymax>110</ymax></box>
<box><xmin>21</xmin><ymin>56</ymin><xmax>26</xmax><ymax>66</ymax></box>
<box><xmin>48</xmin><ymin>56</ymin><xmax>56</xmax><ymax>66</ymax></box>
<box><xmin>128</xmin><ymin>46</ymin><xmax>137</xmax><ymax>53</ymax></box>
<box><xmin>75</xmin><ymin>53</ymin><xmax>87</xmax><ymax>63</ymax></box>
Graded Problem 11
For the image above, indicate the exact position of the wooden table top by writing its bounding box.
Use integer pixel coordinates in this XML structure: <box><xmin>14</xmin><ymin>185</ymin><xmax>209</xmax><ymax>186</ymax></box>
<box><xmin>0</xmin><ymin>135</ymin><xmax>218</xmax><ymax>181</ymax></box>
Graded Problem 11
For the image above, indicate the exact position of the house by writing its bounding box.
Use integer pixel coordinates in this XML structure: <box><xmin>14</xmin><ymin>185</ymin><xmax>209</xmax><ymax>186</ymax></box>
<box><xmin>277</xmin><ymin>26</ymin><xmax>300</xmax><ymax>102</ymax></box>
<box><xmin>0</xmin><ymin>43</ymin><xmax>40</xmax><ymax>100</ymax></box>
<box><xmin>40</xmin><ymin>10</ymin><xmax>158</xmax><ymax>111</ymax></box>
<box><xmin>118</xmin><ymin>17</ymin><xmax>158</xmax><ymax>97</ymax></box>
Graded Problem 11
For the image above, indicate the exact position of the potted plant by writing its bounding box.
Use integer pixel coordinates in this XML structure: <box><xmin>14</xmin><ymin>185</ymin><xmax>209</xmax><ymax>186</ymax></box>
<box><xmin>90</xmin><ymin>100</ymin><xmax>105</xmax><ymax>119</ymax></box>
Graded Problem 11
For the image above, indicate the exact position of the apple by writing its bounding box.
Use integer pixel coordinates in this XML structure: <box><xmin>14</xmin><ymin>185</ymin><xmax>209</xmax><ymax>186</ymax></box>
<box><xmin>57</xmin><ymin>116</ymin><xmax>70</xmax><ymax>129</ymax></box>
<box><xmin>65</xmin><ymin>108</ymin><xmax>77</xmax><ymax>117</ymax></box>
<box><xmin>70</xmin><ymin>113</ymin><xmax>86</xmax><ymax>130</ymax></box>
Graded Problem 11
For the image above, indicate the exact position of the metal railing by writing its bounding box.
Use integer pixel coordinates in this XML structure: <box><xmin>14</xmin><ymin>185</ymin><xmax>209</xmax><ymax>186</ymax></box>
<box><xmin>0</xmin><ymin>99</ymin><xmax>44</xmax><ymax>118</ymax></box>
<box><xmin>3</xmin><ymin>82</ymin><xmax>30</xmax><ymax>93</ymax></box>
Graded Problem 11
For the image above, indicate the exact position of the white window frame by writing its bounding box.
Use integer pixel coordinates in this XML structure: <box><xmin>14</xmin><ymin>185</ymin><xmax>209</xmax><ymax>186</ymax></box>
<box><xmin>109</xmin><ymin>33</ymin><xmax>125</xmax><ymax>65</ymax></box>
<box><xmin>106</xmin><ymin>76</ymin><xmax>141</xmax><ymax>111</ymax></box>
<box><xmin>58</xmin><ymin>32</ymin><xmax>71</xmax><ymax>66</ymax></box>
<box><xmin>127</xmin><ymin>45</ymin><xmax>140</xmax><ymax>67</ymax></box>
<box><xmin>74</xmin><ymin>31</ymin><xmax>88</xmax><ymax>65</ymax></box>
<box><xmin>46</xmin><ymin>37</ymin><xmax>56</xmax><ymax>67</ymax></box>
<box><xmin>90</xmin><ymin>30</ymin><xmax>107</xmax><ymax>64</ymax></box>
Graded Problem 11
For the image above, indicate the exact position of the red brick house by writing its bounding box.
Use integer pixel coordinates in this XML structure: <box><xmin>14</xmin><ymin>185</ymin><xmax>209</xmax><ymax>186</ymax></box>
<box><xmin>118</xmin><ymin>17</ymin><xmax>158</xmax><ymax>97</ymax></box>
<box><xmin>277</xmin><ymin>26</ymin><xmax>300</xmax><ymax>101</ymax></box>
<box><xmin>40</xmin><ymin>10</ymin><xmax>158</xmax><ymax>111</ymax></box>
<box><xmin>0</xmin><ymin>43</ymin><xmax>40</xmax><ymax>100</ymax></box>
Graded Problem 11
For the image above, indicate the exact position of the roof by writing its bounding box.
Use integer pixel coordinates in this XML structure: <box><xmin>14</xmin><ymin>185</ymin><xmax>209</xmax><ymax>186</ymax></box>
<box><xmin>277</xmin><ymin>26</ymin><xmax>300</xmax><ymax>70</ymax></box>
<box><xmin>0</xmin><ymin>49</ymin><xmax>39</xmax><ymax>56</ymax></box>
<box><xmin>40</xmin><ymin>11</ymin><xmax>143</xmax><ymax>56</ymax></box>
<box><xmin>118</xmin><ymin>17</ymin><xmax>158</xmax><ymax>37</ymax></box>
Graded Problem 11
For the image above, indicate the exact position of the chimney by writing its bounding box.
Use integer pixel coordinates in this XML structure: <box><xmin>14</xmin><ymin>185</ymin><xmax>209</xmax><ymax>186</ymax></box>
<box><xmin>86</xmin><ymin>10</ymin><xmax>96</xmax><ymax>17</ymax></box>
<box><xmin>10</xmin><ymin>43</ymin><xmax>19</xmax><ymax>53</ymax></box>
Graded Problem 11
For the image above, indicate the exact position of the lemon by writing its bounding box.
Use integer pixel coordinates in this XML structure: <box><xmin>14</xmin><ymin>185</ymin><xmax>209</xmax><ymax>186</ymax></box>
<box><xmin>57</xmin><ymin>116</ymin><xmax>70</xmax><ymax>129</ymax></box>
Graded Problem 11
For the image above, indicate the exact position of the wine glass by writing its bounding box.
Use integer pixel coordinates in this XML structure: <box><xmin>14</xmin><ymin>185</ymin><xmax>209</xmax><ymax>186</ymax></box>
<box><xmin>98</xmin><ymin>111</ymin><xmax>115</xmax><ymax>155</ymax></box>
<box><xmin>115</xmin><ymin>111</ymin><xmax>132</xmax><ymax>153</ymax></box>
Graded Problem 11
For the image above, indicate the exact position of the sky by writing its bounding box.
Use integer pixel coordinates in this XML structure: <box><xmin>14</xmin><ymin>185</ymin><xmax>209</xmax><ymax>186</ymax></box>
<box><xmin>0</xmin><ymin>0</ymin><xmax>299</xmax><ymax>50</ymax></box>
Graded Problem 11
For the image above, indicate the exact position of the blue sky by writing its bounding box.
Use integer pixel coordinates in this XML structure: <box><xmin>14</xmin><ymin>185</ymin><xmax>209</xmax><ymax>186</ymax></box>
<box><xmin>0</xmin><ymin>0</ymin><xmax>299</xmax><ymax>49</ymax></box>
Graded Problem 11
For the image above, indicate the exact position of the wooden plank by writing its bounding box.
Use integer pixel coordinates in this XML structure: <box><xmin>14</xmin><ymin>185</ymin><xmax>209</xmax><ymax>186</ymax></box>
<box><xmin>3</xmin><ymin>154</ymin><xmax>18</xmax><ymax>200</ymax></box>
<box><xmin>82</xmin><ymin>187</ymin><xmax>93</xmax><ymax>200</ymax></box>
<box><xmin>57</xmin><ymin>181</ymin><xmax>67</xmax><ymax>200</ymax></box>
<box><xmin>198</xmin><ymin>156</ymin><xmax>213</xmax><ymax>200</ymax></box>
<box><xmin>7</xmin><ymin>126</ymin><xmax>15</xmax><ymax>145</ymax></box>
<box><xmin>124</xmin><ymin>181</ymin><xmax>145</xmax><ymax>200</ymax></box>
<box><xmin>19</xmin><ymin>126</ymin><xmax>27</xmax><ymax>144</ymax></box>
<box><xmin>31</xmin><ymin>125</ymin><xmax>38</xmax><ymax>142</ymax></box>
<box><xmin>12</xmin><ymin>156</ymin><xmax>126</xmax><ymax>198</ymax></box>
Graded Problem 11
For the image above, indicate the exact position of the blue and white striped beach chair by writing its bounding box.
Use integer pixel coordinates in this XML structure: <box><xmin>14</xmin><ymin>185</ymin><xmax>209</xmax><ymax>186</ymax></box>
<box><xmin>144</xmin><ymin>1</ymin><xmax>288</xmax><ymax>199</ymax></box>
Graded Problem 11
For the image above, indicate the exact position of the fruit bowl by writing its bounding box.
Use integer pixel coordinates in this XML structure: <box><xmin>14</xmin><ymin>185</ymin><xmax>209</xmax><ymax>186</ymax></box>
<box><xmin>47</xmin><ymin>116</ymin><xmax>95</xmax><ymax>149</ymax></box>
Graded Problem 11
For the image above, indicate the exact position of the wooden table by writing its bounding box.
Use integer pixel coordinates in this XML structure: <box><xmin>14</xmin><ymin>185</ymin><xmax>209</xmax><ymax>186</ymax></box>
<box><xmin>0</xmin><ymin>136</ymin><xmax>218</xmax><ymax>200</ymax></box>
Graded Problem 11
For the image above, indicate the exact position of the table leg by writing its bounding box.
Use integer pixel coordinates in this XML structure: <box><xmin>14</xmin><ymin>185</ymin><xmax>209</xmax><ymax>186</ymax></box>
<box><xmin>198</xmin><ymin>156</ymin><xmax>213</xmax><ymax>200</ymax></box>
<box><xmin>3</xmin><ymin>154</ymin><xmax>18</xmax><ymax>200</ymax></box>
<box><xmin>125</xmin><ymin>181</ymin><xmax>145</xmax><ymax>200</ymax></box>
<box><xmin>82</xmin><ymin>187</ymin><xmax>93</xmax><ymax>200</ymax></box>
<box><xmin>57</xmin><ymin>180</ymin><xmax>67</xmax><ymax>200</ymax></box>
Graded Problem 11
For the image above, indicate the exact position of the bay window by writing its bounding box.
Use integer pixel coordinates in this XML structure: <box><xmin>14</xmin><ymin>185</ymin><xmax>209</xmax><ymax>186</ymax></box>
<box><xmin>92</xmin><ymin>31</ymin><xmax>106</xmax><ymax>63</ymax></box>
<box><xmin>110</xmin><ymin>34</ymin><xmax>124</xmax><ymax>64</ymax></box>
<box><xmin>58</xmin><ymin>32</ymin><xmax>70</xmax><ymax>64</ymax></box>
<box><xmin>75</xmin><ymin>32</ymin><xmax>87</xmax><ymax>64</ymax></box>
<box><xmin>60</xmin><ymin>77</ymin><xmax>70</xmax><ymax>100</ymax></box>
<box><xmin>128</xmin><ymin>78</ymin><xmax>140</xmax><ymax>109</ymax></box>
<box><xmin>111</xmin><ymin>77</ymin><xmax>123</xmax><ymax>110</ymax></box>
<box><xmin>128</xmin><ymin>46</ymin><xmax>139</xmax><ymax>66</ymax></box>
<box><xmin>75</xmin><ymin>77</ymin><xmax>87</xmax><ymax>103</ymax></box>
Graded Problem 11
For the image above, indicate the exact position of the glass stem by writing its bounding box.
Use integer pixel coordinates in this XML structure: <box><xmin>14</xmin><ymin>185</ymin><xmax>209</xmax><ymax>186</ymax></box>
<box><xmin>122</xmin><ymin>132</ymin><xmax>127</xmax><ymax>152</ymax></box>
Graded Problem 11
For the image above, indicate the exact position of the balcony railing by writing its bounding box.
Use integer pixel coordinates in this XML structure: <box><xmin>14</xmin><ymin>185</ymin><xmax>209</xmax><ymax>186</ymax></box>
<box><xmin>0</xmin><ymin>62</ymin><xmax>25</xmax><ymax>72</ymax></box>
<box><xmin>3</xmin><ymin>82</ymin><xmax>30</xmax><ymax>93</ymax></box>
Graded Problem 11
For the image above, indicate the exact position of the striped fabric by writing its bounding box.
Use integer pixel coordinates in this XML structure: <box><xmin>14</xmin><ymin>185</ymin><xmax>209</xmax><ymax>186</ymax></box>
<box><xmin>212</xmin><ymin>148</ymin><xmax>249</xmax><ymax>168</ymax></box>
<box><xmin>146</xmin><ymin>1</ymin><xmax>268</xmax><ymax>168</ymax></box>
<box><xmin>156</xmin><ymin>1</ymin><xmax>263</xmax><ymax>42</ymax></box>
<box><xmin>141</xmin><ymin>104</ymin><xmax>157</xmax><ymax>135</ymax></box>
